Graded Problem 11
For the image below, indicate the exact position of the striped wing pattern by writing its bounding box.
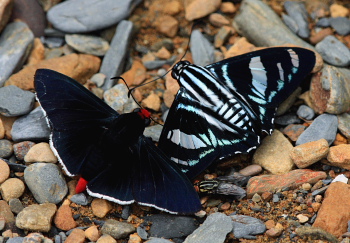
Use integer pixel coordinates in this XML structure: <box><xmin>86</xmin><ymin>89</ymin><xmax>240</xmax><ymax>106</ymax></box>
<box><xmin>159</xmin><ymin>47</ymin><xmax>316</xmax><ymax>178</ymax></box>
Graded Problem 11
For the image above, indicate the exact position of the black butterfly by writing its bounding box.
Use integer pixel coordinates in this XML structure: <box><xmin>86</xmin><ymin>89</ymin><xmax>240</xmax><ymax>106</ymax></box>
<box><xmin>34</xmin><ymin>69</ymin><xmax>201</xmax><ymax>214</ymax></box>
<box><xmin>158</xmin><ymin>47</ymin><xmax>316</xmax><ymax>179</ymax></box>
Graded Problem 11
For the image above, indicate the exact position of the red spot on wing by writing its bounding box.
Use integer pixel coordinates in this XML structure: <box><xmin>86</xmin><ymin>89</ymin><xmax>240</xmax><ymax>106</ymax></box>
<box><xmin>138</xmin><ymin>109</ymin><xmax>151</xmax><ymax>119</ymax></box>
<box><xmin>76</xmin><ymin>177</ymin><xmax>88</xmax><ymax>194</ymax></box>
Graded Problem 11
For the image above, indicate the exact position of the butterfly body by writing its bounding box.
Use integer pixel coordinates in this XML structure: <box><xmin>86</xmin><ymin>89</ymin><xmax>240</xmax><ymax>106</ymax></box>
<box><xmin>35</xmin><ymin>69</ymin><xmax>201</xmax><ymax>214</ymax></box>
<box><xmin>159</xmin><ymin>47</ymin><xmax>316</xmax><ymax>179</ymax></box>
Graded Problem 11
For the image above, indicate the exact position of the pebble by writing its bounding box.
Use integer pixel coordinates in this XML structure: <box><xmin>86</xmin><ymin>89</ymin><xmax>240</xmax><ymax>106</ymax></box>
<box><xmin>338</xmin><ymin>112</ymin><xmax>350</xmax><ymax>139</ymax></box>
<box><xmin>142</xmin><ymin>239</ymin><xmax>172</xmax><ymax>243</ymax></box>
<box><xmin>0</xmin><ymin>178</ymin><xmax>25</xmax><ymax>202</ymax></box>
<box><xmin>103</xmin><ymin>84</ymin><xmax>138</xmax><ymax>114</ymax></box>
<box><xmin>184</xmin><ymin>212</ymin><xmax>232</xmax><ymax>243</ymax></box>
<box><xmin>313</xmin><ymin>182</ymin><xmax>350</xmax><ymax>237</ymax></box>
<box><xmin>296</xmin><ymin>114</ymin><xmax>338</xmax><ymax>146</ymax></box>
<box><xmin>11</xmin><ymin>107</ymin><xmax>51</xmax><ymax>142</ymax></box>
<box><xmin>142</xmin><ymin>92</ymin><xmax>161</xmax><ymax>111</ymax></box>
<box><xmin>0</xmin><ymin>0</ymin><xmax>12</xmax><ymax>32</ymax></box>
<box><xmin>283</xmin><ymin>1</ymin><xmax>310</xmax><ymax>38</ymax></box>
<box><xmin>91</xmin><ymin>73</ymin><xmax>106</xmax><ymax>87</ymax></box>
<box><xmin>214</xmin><ymin>26</ymin><xmax>232</xmax><ymax>48</ymax></box>
<box><xmin>24</xmin><ymin>142</ymin><xmax>57</xmax><ymax>163</ymax></box>
<box><xmin>47</xmin><ymin>0</ymin><xmax>141</xmax><ymax>33</ymax></box>
<box><xmin>0</xmin><ymin>86</ymin><xmax>35</xmax><ymax>117</ymax></box>
<box><xmin>233</xmin><ymin>0</ymin><xmax>314</xmax><ymax>49</ymax></box>
<box><xmin>156</xmin><ymin>15</ymin><xmax>178</xmax><ymax>38</ymax></box>
<box><xmin>24</xmin><ymin>163</ymin><xmax>68</xmax><ymax>204</ymax></box>
<box><xmin>8</xmin><ymin>198</ymin><xmax>24</xmax><ymax>215</ymax></box>
<box><xmin>85</xmin><ymin>225</ymin><xmax>101</xmax><ymax>242</ymax></box>
<box><xmin>54</xmin><ymin>205</ymin><xmax>77</xmax><ymax>231</ymax></box>
<box><xmin>0</xmin><ymin>21</ymin><xmax>34</xmax><ymax>87</ymax></box>
<box><xmin>121</xmin><ymin>60</ymin><xmax>147</xmax><ymax>86</ymax></box>
<box><xmin>143</xmin><ymin>124</ymin><xmax>162</xmax><ymax>142</ymax></box>
<box><xmin>101</xmin><ymin>219</ymin><xmax>135</xmax><ymax>240</ymax></box>
<box><xmin>91</xmin><ymin>198</ymin><xmax>113</xmax><ymax>218</ymax></box>
<box><xmin>0</xmin><ymin>159</ymin><xmax>10</xmax><ymax>184</ymax></box>
<box><xmin>282</xmin><ymin>13</ymin><xmax>299</xmax><ymax>34</ymax></box>
<box><xmin>282</xmin><ymin>124</ymin><xmax>306</xmax><ymax>142</ymax></box>
<box><xmin>190</xmin><ymin>29</ymin><xmax>215</xmax><ymax>66</ymax></box>
<box><xmin>246</xmin><ymin>169</ymin><xmax>327</xmax><ymax>197</ymax></box>
<box><xmin>327</xmin><ymin>144</ymin><xmax>350</xmax><ymax>170</ymax></box>
<box><xmin>330</xmin><ymin>3</ymin><xmax>349</xmax><ymax>17</ymax></box>
<box><xmin>96</xmin><ymin>234</ymin><xmax>117</xmax><ymax>243</ymax></box>
<box><xmin>230</xmin><ymin>214</ymin><xmax>266</xmax><ymax>239</ymax></box>
<box><xmin>15</xmin><ymin>203</ymin><xmax>56</xmax><ymax>232</ymax></box>
<box><xmin>274</xmin><ymin>113</ymin><xmax>301</xmax><ymax>126</ymax></box>
<box><xmin>329</xmin><ymin>17</ymin><xmax>350</xmax><ymax>36</ymax></box>
<box><xmin>239</xmin><ymin>164</ymin><xmax>262</xmax><ymax>176</ymax></box>
<box><xmin>185</xmin><ymin>0</ymin><xmax>221</xmax><ymax>21</ymax></box>
<box><xmin>64</xmin><ymin>228</ymin><xmax>85</xmax><ymax>243</ymax></box>
<box><xmin>297</xmin><ymin>105</ymin><xmax>315</xmax><ymax>120</ymax></box>
<box><xmin>251</xmin><ymin>193</ymin><xmax>262</xmax><ymax>203</ymax></box>
<box><xmin>0</xmin><ymin>139</ymin><xmax>13</xmax><ymax>158</ymax></box>
<box><xmin>0</xmin><ymin>200</ymin><xmax>15</xmax><ymax>223</ymax></box>
<box><xmin>13</xmin><ymin>141</ymin><xmax>35</xmax><ymax>161</ymax></box>
<box><xmin>315</xmin><ymin>35</ymin><xmax>350</xmax><ymax>67</ymax></box>
<box><xmin>310</xmin><ymin>64</ymin><xmax>350</xmax><ymax>114</ymax></box>
<box><xmin>290</xmin><ymin>139</ymin><xmax>329</xmax><ymax>168</ymax></box>
<box><xmin>297</xmin><ymin>214</ymin><xmax>309</xmax><ymax>223</ymax></box>
<box><xmin>144</xmin><ymin>214</ymin><xmax>198</xmax><ymax>238</ymax></box>
<box><xmin>100</xmin><ymin>20</ymin><xmax>134</xmax><ymax>90</ymax></box>
<box><xmin>295</xmin><ymin>226</ymin><xmax>339</xmax><ymax>243</ymax></box>
<box><xmin>70</xmin><ymin>193</ymin><xmax>89</xmax><ymax>206</ymax></box>
<box><xmin>220</xmin><ymin>2</ymin><xmax>236</xmax><ymax>14</ymax></box>
<box><xmin>265</xmin><ymin>223</ymin><xmax>284</xmax><ymax>238</ymax></box>
<box><xmin>252</xmin><ymin>130</ymin><xmax>294</xmax><ymax>174</ymax></box>
<box><xmin>65</xmin><ymin>34</ymin><xmax>109</xmax><ymax>56</ymax></box>
<box><xmin>310</xmin><ymin>27</ymin><xmax>333</xmax><ymax>45</ymax></box>
<box><xmin>209</xmin><ymin>13</ymin><xmax>230</xmax><ymax>27</ymax></box>
<box><xmin>331</xmin><ymin>174</ymin><xmax>348</xmax><ymax>184</ymax></box>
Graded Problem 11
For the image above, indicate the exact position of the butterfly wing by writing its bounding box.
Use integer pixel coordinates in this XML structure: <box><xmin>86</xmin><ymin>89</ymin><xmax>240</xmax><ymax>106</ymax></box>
<box><xmin>206</xmin><ymin>47</ymin><xmax>316</xmax><ymax>133</ymax></box>
<box><xmin>35</xmin><ymin>69</ymin><xmax>118</xmax><ymax>177</ymax></box>
<box><xmin>87</xmin><ymin>135</ymin><xmax>201</xmax><ymax>214</ymax></box>
<box><xmin>159</xmin><ymin>87</ymin><xmax>260</xmax><ymax>179</ymax></box>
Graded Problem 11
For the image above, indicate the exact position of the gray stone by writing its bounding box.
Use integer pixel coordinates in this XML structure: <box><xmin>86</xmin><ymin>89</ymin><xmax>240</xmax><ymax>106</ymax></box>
<box><xmin>24</xmin><ymin>163</ymin><xmax>68</xmax><ymax>204</ymax></box>
<box><xmin>275</xmin><ymin>113</ymin><xmax>301</xmax><ymax>126</ymax></box>
<box><xmin>47</xmin><ymin>0</ymin><xmax>141</xmax><ymax>33</ymax></box>
<box><xmin>315</xmin><ymin>35</ymin><xmax>350</xmax><ymax>67</ymax></box>
<box><xmin>296</xmin><ymin>114</ymin><xmax>338</xmax><ymax>146</ymax></box>
<box><xmin>282</xmin><ymin>13</ymin><xmax>299</xmax><ymax>34</ymax></box>
<box><xmin>330</xmin><ymin>17</ymin><xmax>350</xmax><ymax>36</ymax></box>
<box><xmin>0</xmin><ymin>139</ymin><xmax>13</xmax><ymax>158</ymax></box>
<box><xmin>70</xmin><ymin>193</ymin><xmax>89</xmax><ymax>206</ymax></box>
<box><xmin>0</xmin><ymin>85</ymin><xmax>35</xmax><ymax>116</ymax></box>
<box><xmin>233</xmin><ymin>0</ymin><xmax>314</xmax><ymax>49</ymax></box>
<box><xmin>65</xmin><ymin>34</ymin><xmax>109</xmax><ymax>56</ymax></box>
<box><xmin>9</xmin><ymin>198</ymin><xmax>24</xmax><ymax>214</ymax></box>
<box><xmin>90</xmin><ymin>73</ymin><xmax>106</xmax><ymax>87</ymax></box>
<box><xmin>144</xmin><ymin>125</ymin><xmax>162</xmax><ymax>142</ymax></box>
<box><xmin>146</xmin><ymin>239</ymin><xmax>173</xmax><ymax>243</ymax></box>
<box><xmin>230</xmin><ymin>214</ymin><xmax>266</xmax><ymax>239</ymax></box>
<box><xmin>101</xmin><ymin>219</ymin><xmax>135</xmax><ymax>239</ymax></box>
<box><xmin>284</xmin><ymin>1</ymin><xmax>310</xmax><ymax>38</ymax></box>
<box><xmin>100</xmin><ymin>20</ymin><xmax>134</xmax><ymax>90</ymax></box>
<box><xmin>184</xmin><ymin>213</ymin><xmax>232</xmax><ymax>243</ymax></box>
<box><xmin>103</xmin><ymin>84</ymin><xmax>138</xmax><ymax>114</ymax></box>
<box><xmin>0</xmin><ymin>22</ymin><xmax>34</xmax><ymax>87</ymax></box>
<box><xmin>143</xmin><ymin>56</ymin><xmax>176</xmax><ymax>70</ymax></box>
<box><xmin>6</xmin><ymin>237</ymin><xmax>25</xmax><ymax>243</ymax></box>
<box><xmin>190</xmin><ymin>30</ymin><xmax>215</xmax><ymax>66</ymax></box>
<box><xmin>316</xmin><ymin>18</ymin><xmax>330</xmax><ymax>27</ymax></box>
<box><xmin>11</xmin><ymin>106</ymin><xmax>51</xmax><ymax>142</ymax></box>
<box><xmin>144</xmin><ymin>214</ymin><xmax>199</xmax><ymax>238</ymax></box>
<box><xmin>297</xmin><ymin>105</ymin><xmax>315</xmax><ymax>120</ymax></box>
<box><xmin>338</xmin><ymin>112</ymin><xmax>350</xmax><ymax>139</ymax></box>
<box><xmin>137</xmin><ymin>226</ymin><xmax>148</xmax><ymax>240</ymax></box>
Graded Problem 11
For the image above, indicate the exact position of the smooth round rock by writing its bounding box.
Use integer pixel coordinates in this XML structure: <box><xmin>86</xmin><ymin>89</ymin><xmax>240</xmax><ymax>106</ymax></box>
<box><xmin>13</xmin><ymin>141</ymin><xmax>36</xmax><ymax>160</ymax></box>
<box><xmin>24</xmin><ymin>142</ymin><xmax>57</xmax><ymax>163</ymax></box>
<box><xmin>315</xmin><ymin>35</ymin><xmax>350</xmax><ymax>67</ymax></box>
<box><xmin>47</xmin><ymin>0</ymin><xmax>142</xmax><ymax>33</ymax></box>
<box><xmin>65</xmin><ymin>34</ymin><xmax>109</xmax><ymax>56</ymax></box>
<box><xmin>0</xmin><ymin>178</ymin><xmax>25</xmax><ymax>201</ymax></box>
<box><xmin>0</xmin><ymin>85</ymin><xmax>35</xmax><ymax>117</ymax></box>
<box><xmin>8</xmin><ymin>198</ymin><xmax>24</xmax><ymax>214</ymax></box>
<box><xmin>0</xmin><ymin>139</ymin><xmax>13</xmax><ymax>158</ymax></box>
<box><xmin>24</xmin><ymin>163</ymin><xmax>68</xmax><ymax>204</ymax></box>
<box><xmin>190</xmin><ymin>29</ymin><xmax>215</xmax><ymax>66</ymax></box>
<box><xmin>330</xmin><ymin>17</ymin><xmax>350</xmax><ymax>36</ymax></box>
<box><xmin>0</xmin><ymin>159</ymin><xmax>10</xmax><ymax>183</ymax></box>
<box><xmin>101</xmin><ymin>219</ymin><xmax>135</xmax><ymax>240</ymax></box>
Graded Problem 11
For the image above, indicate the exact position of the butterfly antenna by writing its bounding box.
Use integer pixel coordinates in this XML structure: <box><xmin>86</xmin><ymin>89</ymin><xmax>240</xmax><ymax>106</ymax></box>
<box><xmin>112</xmin><ymin>76</ymin><xmax>163</xmax><ymax>126</ymax></box>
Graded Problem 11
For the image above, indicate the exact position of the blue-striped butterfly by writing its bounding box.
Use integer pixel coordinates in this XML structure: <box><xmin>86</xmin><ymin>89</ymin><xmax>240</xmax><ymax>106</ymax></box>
<box><xmin>34</xmin><ymin>69</ymin><xmax>201</xmax><ymax>214</ymax></box>
<box><xmin>158</xmin><ymin>47</ymin><xmax>316</xmax><ymax>179</ymax></box>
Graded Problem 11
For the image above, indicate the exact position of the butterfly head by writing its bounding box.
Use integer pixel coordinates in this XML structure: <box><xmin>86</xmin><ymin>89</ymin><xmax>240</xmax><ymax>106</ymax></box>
<box><xmin>134</xmin><ymin>108</ymin><xmax>151</xmax><ymax>126</ymax></box>
<box><xmin>172</xmin><ymin>60</ymin><xmax>191</xmax><ymax>80</ymax></box>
